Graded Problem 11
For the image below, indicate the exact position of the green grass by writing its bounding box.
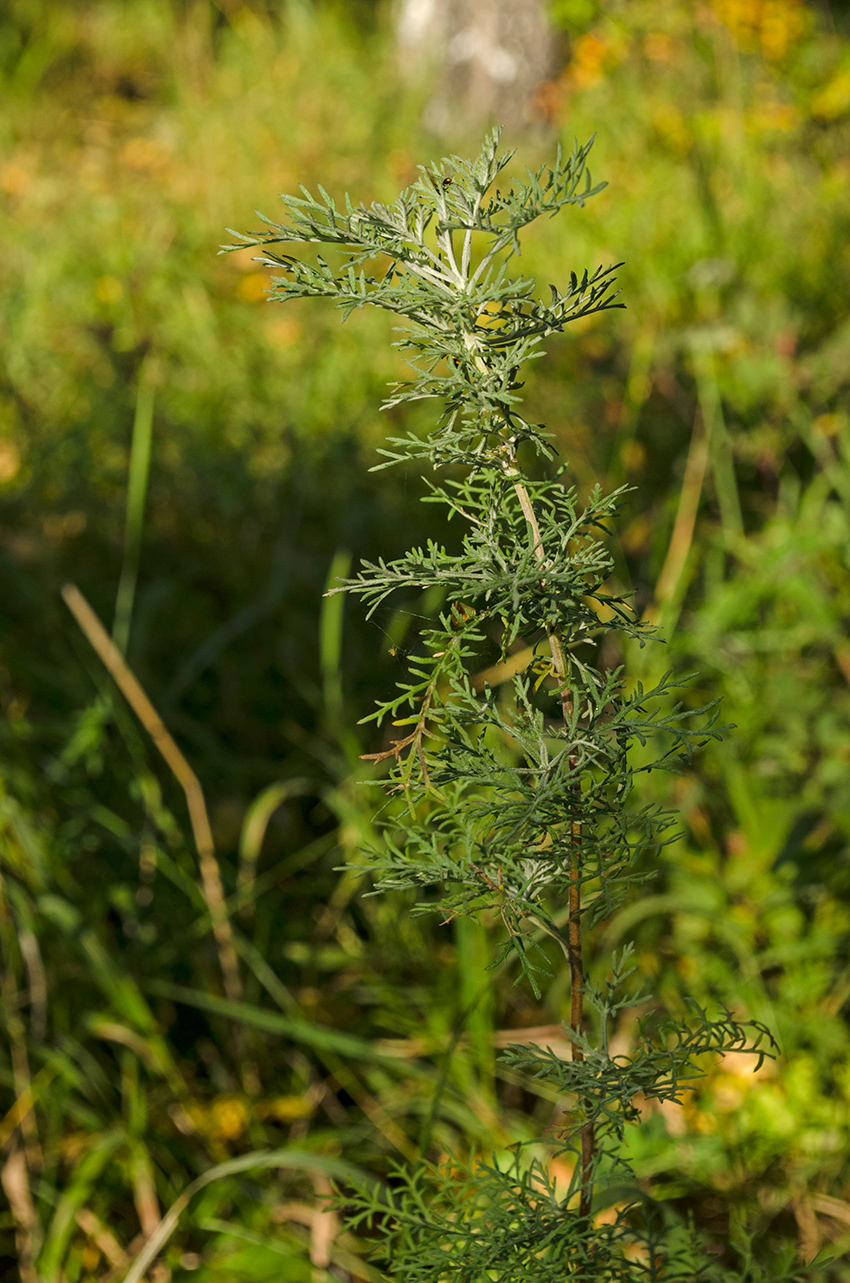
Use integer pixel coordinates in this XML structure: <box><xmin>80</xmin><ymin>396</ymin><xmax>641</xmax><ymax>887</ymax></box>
<box><xmin>1</xmin><ymin>0</ymin><xmax>850</xmax><ymax>1277</ymax></box>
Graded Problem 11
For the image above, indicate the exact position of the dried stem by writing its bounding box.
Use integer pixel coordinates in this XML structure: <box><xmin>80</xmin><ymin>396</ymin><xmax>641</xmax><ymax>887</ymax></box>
<box><xmin>1</xmin><ymin>1142</ymin><xmax>39</xmax><ymax>1283</ymax></box>
<box><xmin>61</xmin><ymin>583</ymin><xmax>243</xmax><ymax>1007</ymax></box>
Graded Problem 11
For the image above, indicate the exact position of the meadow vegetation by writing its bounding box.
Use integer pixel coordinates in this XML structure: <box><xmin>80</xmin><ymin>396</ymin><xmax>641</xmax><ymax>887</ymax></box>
<box><xmin>1</xmin><ymin>0</ymin><xmax>850</xmax><ymax>1279</ymax></box>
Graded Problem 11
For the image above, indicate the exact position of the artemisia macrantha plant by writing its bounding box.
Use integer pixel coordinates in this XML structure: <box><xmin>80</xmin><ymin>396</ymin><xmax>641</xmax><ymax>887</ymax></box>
<box><xmin>227</xmin><ymin>133</ymin><xmax>786</xmax><ymax>1282</ymax></box>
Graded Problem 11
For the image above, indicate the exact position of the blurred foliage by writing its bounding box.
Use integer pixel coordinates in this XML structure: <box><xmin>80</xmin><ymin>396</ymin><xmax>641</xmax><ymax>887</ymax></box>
<box><xmin>0</xmin><ymin>0</ymin><xmax>849</xmax><ymax>1279</ymax></box>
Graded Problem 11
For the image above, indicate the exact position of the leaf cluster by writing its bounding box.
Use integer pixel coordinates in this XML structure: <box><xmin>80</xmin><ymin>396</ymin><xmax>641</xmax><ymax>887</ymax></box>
<box><xmin>339</xmin><ymin>1144</ymin><xmax>797</xmax><ymax>1283</ymax></box>
<box><xmin>503</xmin><ymin>950</ymin><xmax>778</xmax><ymax>1148</ymax></box>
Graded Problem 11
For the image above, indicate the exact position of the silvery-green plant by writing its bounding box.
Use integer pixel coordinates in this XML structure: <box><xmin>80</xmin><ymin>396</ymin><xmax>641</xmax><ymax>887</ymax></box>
<box><xmin>228</xmin><ymin>131</ymin><xmax>788</xmax><ymax>1282</ymax></box>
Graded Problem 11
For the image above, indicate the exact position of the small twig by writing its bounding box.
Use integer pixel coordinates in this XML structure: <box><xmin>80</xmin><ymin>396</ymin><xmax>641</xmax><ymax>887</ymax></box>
<box><xmin>75</xmin><ymin>1207</ymin><xmax>129</xmax><ymax>1269</ymax></box>
<box><xmin>0</xmin><ymin>1064</ymin><xmax>57</xmax><ymax>1153</ymax></box>
<box><xmin>361</xmin><ymin>724</ymin><xmax>437</xmax><ymax>784</ymax></box>
<box><xmin>361</xmin><ymin>626</ymin><xmax>467</xmax><ymax>794</ymax></box>
<box><xmin>61</xmin><ymin>582</ymin><xmax>242</xmax><ymax>1006</ymax></box>
<box><xmin>0</xmin><ymin>927</ymin><xmax>42</xmax><ymax>1169</ymax></box>
<box><xmin>1</xmin><ymin>1143</ymin><xmax>39</xmax><ymax>1283</ymax></box>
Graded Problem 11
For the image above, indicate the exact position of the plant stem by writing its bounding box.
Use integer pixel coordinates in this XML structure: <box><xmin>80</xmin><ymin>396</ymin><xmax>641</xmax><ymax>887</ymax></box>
<box><xmin>502</xmin><ymin>450</ymin><xmax>594</xmax><ymax>1218</ymax></box>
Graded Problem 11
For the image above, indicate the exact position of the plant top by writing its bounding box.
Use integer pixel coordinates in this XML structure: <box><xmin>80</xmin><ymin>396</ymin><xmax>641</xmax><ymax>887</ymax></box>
<box><xmin>227</xmin><ymin>130</ymin><xmax>619</xmax><ymax>466</ymax></box>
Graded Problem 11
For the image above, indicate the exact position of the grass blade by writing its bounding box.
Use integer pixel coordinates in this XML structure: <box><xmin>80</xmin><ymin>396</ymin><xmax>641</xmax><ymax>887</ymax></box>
<box><xmin>121</xmin><ymin>1149</ymin><xmax>371</xmax><ymax>1283</ymax></box>
<box><xmin>113</xmin><ymin>361</ymin><xmax>155</xmax><ymax>657</ymax></box>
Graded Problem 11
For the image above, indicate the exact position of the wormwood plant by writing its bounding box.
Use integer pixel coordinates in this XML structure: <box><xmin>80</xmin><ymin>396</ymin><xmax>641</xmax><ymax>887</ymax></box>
<box><xmin>229</xmin><ymin>133</ymin><xmax>789</xmax><ymax>1281</ymax></box>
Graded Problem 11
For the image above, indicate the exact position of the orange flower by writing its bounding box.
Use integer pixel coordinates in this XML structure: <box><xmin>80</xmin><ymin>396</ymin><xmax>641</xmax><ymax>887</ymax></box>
<box><xmin>711</xmin><ymin>0</ymin><xmax>807</xmax><ymax>62</ymax></box>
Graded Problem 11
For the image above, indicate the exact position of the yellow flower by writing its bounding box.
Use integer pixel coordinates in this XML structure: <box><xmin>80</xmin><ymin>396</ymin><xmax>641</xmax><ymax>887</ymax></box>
<box><xmin>572</xmin><ymin>31</ymin><xmax>612</xmax><ymax>88</ymax></box>
<box><xmin>811</xmin><ymin>70</ymin><xmax>850</xmax><ymax>121</ymax></box>
<box><xmin>711</xmin><ymin>0</ymin><xmax>806</xmax><ymax>63</ymax></box>
<box><xmin>208</xmin><ymin>1095</ymin><xmax>249</xmax><ymax>1141</ymax></box>
<box><xmin>95</xmin><ymin>275</ymin><xmax>124</xmax><ymax>306</ymax></box>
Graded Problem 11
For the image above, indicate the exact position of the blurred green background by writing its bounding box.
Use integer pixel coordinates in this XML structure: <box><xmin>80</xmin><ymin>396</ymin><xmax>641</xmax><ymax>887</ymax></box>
<box><xmin>1</xmin><ymin>0</ymin><xmax>850</xmax><ymax>1278</ymax></box>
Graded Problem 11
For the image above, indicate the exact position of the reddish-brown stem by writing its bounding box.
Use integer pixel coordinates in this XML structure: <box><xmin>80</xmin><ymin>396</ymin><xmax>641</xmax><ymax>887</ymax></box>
<box><xmin>569</xmin><ymin>828</ymin><xmax>593</xmax><ymax>1217</ymax></box>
